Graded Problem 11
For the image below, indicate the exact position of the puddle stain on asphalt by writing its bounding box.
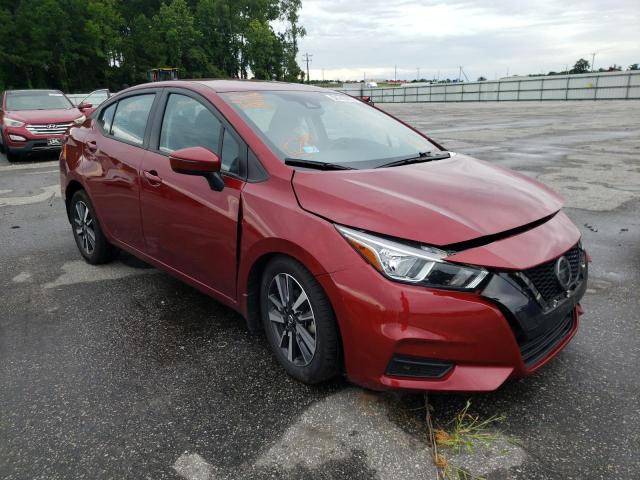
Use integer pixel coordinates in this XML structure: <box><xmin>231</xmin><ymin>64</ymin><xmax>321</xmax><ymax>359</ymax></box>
<box><xmin>43</xmin><ymin>260</ymin><xmax>157</xmax><ymax>289</ymax></box>
<box><xmin>172</xmin><ymin>389</ymin><xmax>437</xmax><ymax>480</ymax></box>
<box><xmin>0</xmin><ymin>185</ymin><xmax>60</xmax><ymax>207</ymax></box>
<box><xmin>11</xmin><ymin>272</ymin><xmax>32</xmax><ymax>283</ymax></box>
<box><xmin>174</xmin><ymin>453</ymin><xmax>218</xmax><ymax>480</ymax></box>
<box><xmin>255</xmin><ymin>388</ymin><xmax>437</xmax><ymax>479</ymax></box>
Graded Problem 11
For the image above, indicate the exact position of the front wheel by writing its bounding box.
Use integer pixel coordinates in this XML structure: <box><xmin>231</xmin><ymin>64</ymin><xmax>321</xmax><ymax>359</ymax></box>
<box><xmin>5</xmin><ymin>149</ymin><xmax>20</xmax><ymax>163</ymax></box>
<box><xmin>260</xmin><ymin>256</ymin><xmax>341</xmax><ymax>384</ymax></box>
<box><xmin>70</xmin><ymin>190</ymin><xmax>118</xmax><ymax>264</ymax></box>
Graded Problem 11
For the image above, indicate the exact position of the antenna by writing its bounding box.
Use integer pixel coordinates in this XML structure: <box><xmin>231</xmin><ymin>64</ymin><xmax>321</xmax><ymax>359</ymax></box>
<box><xmin>458</xmin><ymin>66</ymin><xmax>469</xmax><ymax>82</ymax></box>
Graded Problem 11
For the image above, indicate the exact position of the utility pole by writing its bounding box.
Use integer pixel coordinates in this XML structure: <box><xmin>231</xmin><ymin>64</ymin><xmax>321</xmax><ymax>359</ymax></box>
<box><xmin>394</xmin><ymin>65</ymin><xmax>397</xmax><ymax>82</ymax></box>
<box><xmin>590</xmin><ymin>52</ymin><xmax>596</xmax><ymax>72</ymax></box>
<box><xmin>322</xmin><ymin>68</ymin><xmax>325</xmax><ymax>83</ymax></box>
<box><xmin>302</xmin><ymin>53</ymin><xmax>312</xmax><ymax>84</ymax></box>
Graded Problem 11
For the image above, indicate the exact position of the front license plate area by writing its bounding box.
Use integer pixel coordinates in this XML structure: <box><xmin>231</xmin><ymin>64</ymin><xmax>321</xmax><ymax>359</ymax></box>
<box><xmin>47</xmin><ymin>138</ymin><xmax>62</xmax><ymax>146</ymax></box>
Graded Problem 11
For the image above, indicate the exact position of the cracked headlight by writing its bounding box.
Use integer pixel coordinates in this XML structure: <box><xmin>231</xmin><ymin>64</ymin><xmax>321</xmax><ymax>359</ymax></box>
<box><xmin>336</xmin><ymin>225</ymin><xmax>488</xmax><ymax>290</ymax></box>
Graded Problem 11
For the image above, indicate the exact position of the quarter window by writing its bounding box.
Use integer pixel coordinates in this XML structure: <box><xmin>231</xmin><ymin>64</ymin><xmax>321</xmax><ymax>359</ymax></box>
<box><xmin>111</xmin><ymin>94</ymin><xmax>155</xmax><ymax>146</ymax></box>
<box><xmin>159</xmin><ymin>94</ymin><xmax>221</xmax><ymax>155</ymax></box>
<box><xmin>99</xmin><ymin>103</ymin><xmax>116</xmax><ymax>133</ymax></box>
<box><xmin>221</xmin><ymin>130</ymin><xmax>240</xmax><ymax>175</ymax></box>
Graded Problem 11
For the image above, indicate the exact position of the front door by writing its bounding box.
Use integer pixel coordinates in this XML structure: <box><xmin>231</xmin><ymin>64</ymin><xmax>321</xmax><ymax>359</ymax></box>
<box><xmin>139</xmin><ymin>90</ymin><xmax>245</xmax><ymax>301</ymax></box>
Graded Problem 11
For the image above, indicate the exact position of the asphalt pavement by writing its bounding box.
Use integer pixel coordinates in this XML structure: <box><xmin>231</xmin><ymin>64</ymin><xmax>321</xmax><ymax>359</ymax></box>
<box><xmin>1</xmin><ymin>100</ymin><xmax>639</xmax><ymax>479</ymax></box>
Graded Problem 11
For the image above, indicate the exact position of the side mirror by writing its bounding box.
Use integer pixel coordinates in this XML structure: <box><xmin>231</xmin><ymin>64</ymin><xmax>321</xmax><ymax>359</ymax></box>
<box><xmin>78</xmin><ymin>102</ymin><xmax>93</xmax><ymax>111</ymax></box>
<box><xmin>169</xmin><ymin>146</ymin><xmax>224</xmax><ymax>191</ymax></box>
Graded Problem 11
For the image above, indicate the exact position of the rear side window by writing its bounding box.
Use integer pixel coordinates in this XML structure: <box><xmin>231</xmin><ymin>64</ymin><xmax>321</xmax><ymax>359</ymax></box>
<box><xmin>111</xmin><ymin>94</ymin><xmax>155</xmax><ymax>145</ymax></box>
<box><xmin>159</xmin><ymin>94</ymin><xmax>221</xmax><ymax>154</ymax></box>
<box><xmin>99</xmin><ymin>103</ymin><xmax>116</xmax><ymax>133</ymax></box>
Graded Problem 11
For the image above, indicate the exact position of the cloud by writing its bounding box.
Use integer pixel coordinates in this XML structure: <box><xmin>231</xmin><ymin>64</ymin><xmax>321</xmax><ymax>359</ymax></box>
<box><xmin>297</xmin><ymin>0</ymin><xmax>640</xmax><ymax>80</ymax></box>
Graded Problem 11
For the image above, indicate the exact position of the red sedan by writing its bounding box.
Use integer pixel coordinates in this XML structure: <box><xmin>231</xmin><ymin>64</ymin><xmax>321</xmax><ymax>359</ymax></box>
<box><xmin>1</xmin><ymin>89</ymin><xmax>92</xmax><ymax>162</ymax></box>
<box><xmin>59</xmin><ymin>80</ymin><xmax>588</xmax><ymax>392</ymax></box>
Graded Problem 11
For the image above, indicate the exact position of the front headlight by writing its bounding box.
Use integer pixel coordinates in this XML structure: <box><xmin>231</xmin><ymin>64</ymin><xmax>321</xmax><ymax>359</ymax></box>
<box><xmin>73</xmin><ymin>115</ymin><xmax>86</xmax><ymax>126</ymax></box>
<box><xmin>336</xmin><ymin>225</ymin><xmax>488</xmax><ymax>290</ymax></box>
<box><xmin>3</xmin><ymin>117</ymin><xmax>25</xmax><ymax>127</ymax></box>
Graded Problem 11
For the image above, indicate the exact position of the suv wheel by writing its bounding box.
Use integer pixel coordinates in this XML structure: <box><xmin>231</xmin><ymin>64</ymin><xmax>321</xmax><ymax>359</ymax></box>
<box><xmin>260</xmin><ymin>256</ymin><xmax>340</xmax><ymax>384</ymax></box>
<box><xmin>70</xmin><ymin>190</ymin><xmax>118</xmax><ymax>264</ymax></box>
<box><xmin>6</xmin><ymin>151</ymin><xmax>20</xmax><ymax>162</ymax></box>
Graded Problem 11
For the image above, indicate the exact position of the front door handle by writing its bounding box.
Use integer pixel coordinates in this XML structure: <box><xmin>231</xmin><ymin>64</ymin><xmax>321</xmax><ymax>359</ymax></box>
<box><xmin>143</xmin><ymin>170</ymin><xmax>163</xmax><ymax>186</ymax></box>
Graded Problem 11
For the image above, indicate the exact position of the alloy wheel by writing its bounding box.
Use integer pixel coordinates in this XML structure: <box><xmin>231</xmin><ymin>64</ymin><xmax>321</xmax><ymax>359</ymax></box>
<box><xmin>74</xmin><ymin>200</ymin><xmax>96</xmax><ymax>255</ymax></box>
<box><xmin>267</xmin><ymin>273</ymin><xmax>317</xmax><ymax>366</ymax></box>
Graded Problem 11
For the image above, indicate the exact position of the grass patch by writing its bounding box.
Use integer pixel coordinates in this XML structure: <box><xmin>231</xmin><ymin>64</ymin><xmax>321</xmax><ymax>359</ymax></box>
<box><xmin>425</xmin><ymin>397</ymin><xmax>507</xmax><ymax>480</ymax></box>
<box><xmin>435</xmin><ymin>400</ymin><xmax>505</xmax><ymax>454</ymax></box>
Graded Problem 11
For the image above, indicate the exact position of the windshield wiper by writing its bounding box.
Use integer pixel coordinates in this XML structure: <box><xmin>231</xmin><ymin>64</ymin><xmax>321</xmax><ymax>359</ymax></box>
<box><xmin>376</xmin><ymin>151</ymin><xmax>451</xmax><ymax>168</ymax></box>
<box><xmin>285</xmin><ymin>158</ymin><xmax>354</xmax><ymax>170</ymax></box>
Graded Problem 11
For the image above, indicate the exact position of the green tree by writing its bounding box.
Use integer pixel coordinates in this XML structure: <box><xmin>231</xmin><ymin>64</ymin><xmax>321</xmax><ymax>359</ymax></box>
<box><xmin>280</xmin><ymin>0</ymin><xmax>305</xmax><ymax>82</ymax></box>
<box><xmin>245</xmin><ymin>19</ymin><xmax>278</xmax><ymax>79</ymax></box>
<box><xmin>0</xmin><ymin>0</ymin><xmax>305</xmax><ymax>90</ymax></box>
<box><xmin>571</xmin><ymin>58</ymin><xmax>590</xmax><ymax>74</ymax></box>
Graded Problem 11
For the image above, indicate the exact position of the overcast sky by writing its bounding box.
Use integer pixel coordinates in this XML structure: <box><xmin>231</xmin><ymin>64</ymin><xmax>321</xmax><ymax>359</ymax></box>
<box><xmin>296</xmin><ymin>0</ymin><xmax>640</xmax><ymax>81</ymax></box>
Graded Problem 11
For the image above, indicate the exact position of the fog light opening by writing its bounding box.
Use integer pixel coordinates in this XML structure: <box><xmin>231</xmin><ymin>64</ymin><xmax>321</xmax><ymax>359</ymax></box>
<box><xmin>386</xmin><ymin>355</ymin><xmax>454</xmax><ymax>379</ymax></box>
<box><xmin>8</xmin><ymin>134</ymin><xmax>27</xmax><ymax>142</ymax></box>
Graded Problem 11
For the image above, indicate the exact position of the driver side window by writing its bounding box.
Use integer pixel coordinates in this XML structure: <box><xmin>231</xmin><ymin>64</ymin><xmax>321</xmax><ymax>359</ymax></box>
<box><xmin>160</xmin><ymin>93</ymin><xmax>222</xmax><ymax>157</ymax></box>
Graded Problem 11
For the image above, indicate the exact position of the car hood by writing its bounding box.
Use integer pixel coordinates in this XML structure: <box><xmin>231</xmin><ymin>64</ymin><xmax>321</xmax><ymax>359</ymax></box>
<box><xmin>292</xmin><ymin>154</ymin><xmax>563</xmax><ymax>247</ymax></box>
<box><xmin>5</xmin><ymin>108</ymin><xmax>82</xmax><ymax>124</ymax></box>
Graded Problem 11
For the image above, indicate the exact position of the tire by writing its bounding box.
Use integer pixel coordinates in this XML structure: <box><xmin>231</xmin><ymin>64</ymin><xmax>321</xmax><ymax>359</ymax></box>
<box><xmin>70</xmin><ymin>190</ymin><xmax>118</xmax><ymax>264</ymax></box>
<box><xmin>260</xmin><ymin>256</ymin><xmax>340</xmax><ymax>384</ymax></box>
<box><xmin>6</xmin><ymin>149</ymin><xmax>20</xmax><ymax>163</ymax></box>
<box><xmin>0</xmin><ymin>132</ymin><xmax>5</xmax><ymax>154</ymax></box>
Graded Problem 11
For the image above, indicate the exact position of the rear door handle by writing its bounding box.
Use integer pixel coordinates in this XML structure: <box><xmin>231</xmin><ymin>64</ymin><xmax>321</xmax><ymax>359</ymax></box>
<box><xmin>143</xmin><ymin>170</ymin><xmax>163</xmax><ymax>186</ymax></box>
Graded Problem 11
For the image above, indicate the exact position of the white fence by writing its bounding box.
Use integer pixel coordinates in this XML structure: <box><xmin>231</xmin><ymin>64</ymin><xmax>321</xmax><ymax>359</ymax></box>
<box><xmin>336</xmin><ymin>71</ymin><xmax>640</xmax><ymax>103</ymax></box>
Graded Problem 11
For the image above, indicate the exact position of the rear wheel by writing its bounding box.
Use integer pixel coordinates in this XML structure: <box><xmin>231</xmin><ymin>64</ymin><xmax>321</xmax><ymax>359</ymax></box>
<box><xmin>70</xmin><ymin>190</ymin><xmax>118</xmax><ymax>264</ymax></box>
<box><xmin>260</xmin><ymin>256</ymin><xmax>340</xmax><ymax>384</ymax></box>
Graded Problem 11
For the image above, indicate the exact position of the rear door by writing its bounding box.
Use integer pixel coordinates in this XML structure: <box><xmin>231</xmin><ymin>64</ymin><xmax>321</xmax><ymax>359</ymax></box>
<box><xmin>86</xmin><ymin>90</ymin><xmax>159</xmax><ymax>252</ymax></box>
<box><xmin>139</xmin><ymin>88</ymin><xmax>246</xmax><ymax>301</ymax></box>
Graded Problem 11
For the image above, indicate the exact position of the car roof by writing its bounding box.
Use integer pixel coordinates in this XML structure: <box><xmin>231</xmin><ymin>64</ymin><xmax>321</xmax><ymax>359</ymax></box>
<box><xmin>196</xmin><ymin>80</ymin><xmax>328</xmax><ymax>93</ymax></box>
<box><xmin>126</xmin><ymin>79</ymin><xmax>329</xmax><ymax>93</ymax></box>
<box><xmin>5</xmin><ymin>89</ymin><xmax>64</xmax><ymax>94</ymax></box>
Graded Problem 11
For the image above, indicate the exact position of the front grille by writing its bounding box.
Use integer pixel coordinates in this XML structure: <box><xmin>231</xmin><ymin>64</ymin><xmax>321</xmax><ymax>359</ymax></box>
<box><xmin>519</xmin><ymin>311</ymin><xmax>574</xmax><ymax>367</ymax></box>
<box><xmin>25</xmin><ymin>122</ymin><xmax>73</xmax><ymax>135</ymax></box>
<box><xmin>522</xmin><ymin>245</ymin><xmax>582</xmax><ymax>301</ymax></box>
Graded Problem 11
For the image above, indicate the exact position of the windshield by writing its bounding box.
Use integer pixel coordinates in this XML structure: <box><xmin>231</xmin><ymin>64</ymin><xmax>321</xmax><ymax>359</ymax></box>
<box><xmin>221</xmin><ymin>91</ymin><xmax>439</xmax><ymax>168</ymax></box>
<box><xmin>6</xmin><ymin>91</ymin><xmax>74</xmax><ymax>111</ymax></box>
